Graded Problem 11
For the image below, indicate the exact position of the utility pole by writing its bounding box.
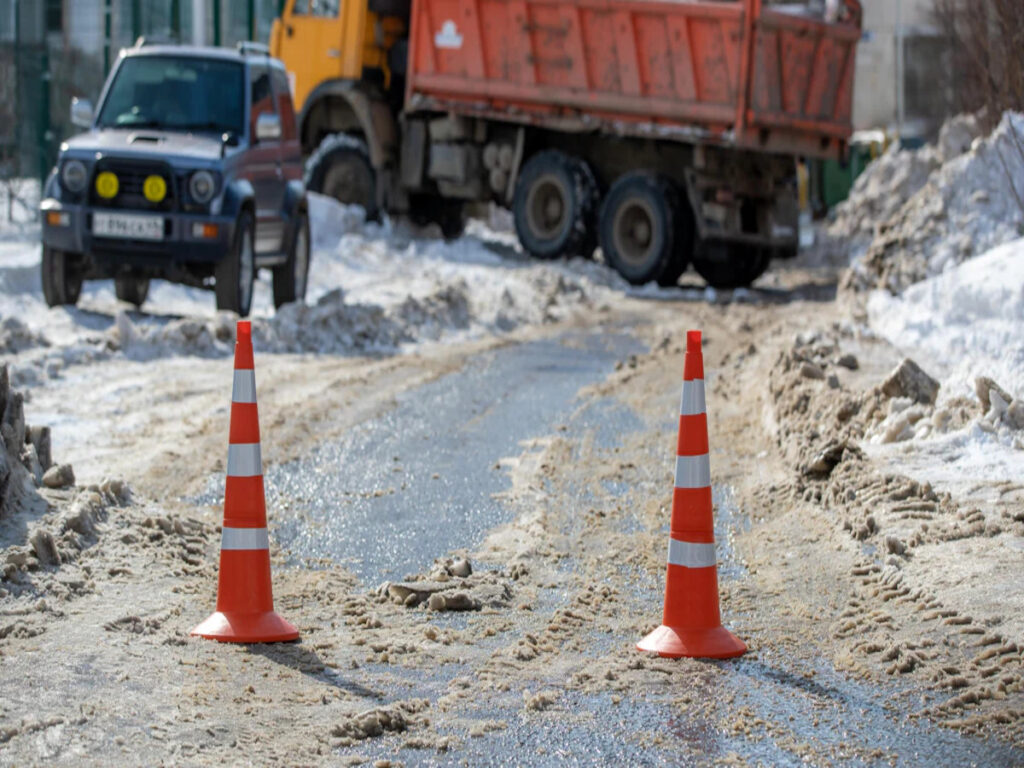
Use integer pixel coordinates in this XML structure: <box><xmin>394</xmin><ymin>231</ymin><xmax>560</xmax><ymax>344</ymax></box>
<box><xmin>212</xmin><ymin>0</ymin><xmax>221</xmax><ymax>46</ymax></box>
<box><xmin>248</xmin><ymin>0</ymin><xmax>255</xmax><ymax>41</ymax></box>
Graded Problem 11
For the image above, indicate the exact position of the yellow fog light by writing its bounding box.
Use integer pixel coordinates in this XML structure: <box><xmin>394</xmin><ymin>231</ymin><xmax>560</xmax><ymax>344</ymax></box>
<box><xmin>95</xmin><ymin>171</ymin><xmax>119</xmax><ymax>199</ymax></box>
<box><xmin>143</xmin><ymin>175</ymin><xmax>167</xmax><ymax>203</ymax></box>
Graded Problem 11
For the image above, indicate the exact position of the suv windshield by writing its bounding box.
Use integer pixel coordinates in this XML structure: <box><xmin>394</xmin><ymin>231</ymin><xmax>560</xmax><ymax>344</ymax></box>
<box><xmin>96</xmin><ymin>55</ymin><xmax>244</xmax><ymax>135</ymax></box>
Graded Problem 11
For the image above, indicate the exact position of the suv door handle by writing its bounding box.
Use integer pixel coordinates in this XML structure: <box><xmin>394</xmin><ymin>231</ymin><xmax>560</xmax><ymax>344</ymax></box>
<box><xmin>326</xmin><ymin>49</ymin><xmax>341</xmax><ymax>58</ymax></box>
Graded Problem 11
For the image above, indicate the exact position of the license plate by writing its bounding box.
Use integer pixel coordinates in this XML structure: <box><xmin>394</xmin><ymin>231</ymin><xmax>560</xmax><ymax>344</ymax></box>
<box><xmin>92</xmin><ymin>212</ymin><xmax>164</xmax><ymax>241</ymax></box>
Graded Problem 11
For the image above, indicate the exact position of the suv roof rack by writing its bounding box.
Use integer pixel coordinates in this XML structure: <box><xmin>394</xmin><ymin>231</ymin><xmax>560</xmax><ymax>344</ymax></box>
<box><xmin>237</xmin><ymin>41</ymin><xmax>270</xmax><ymax>56</ymax></box>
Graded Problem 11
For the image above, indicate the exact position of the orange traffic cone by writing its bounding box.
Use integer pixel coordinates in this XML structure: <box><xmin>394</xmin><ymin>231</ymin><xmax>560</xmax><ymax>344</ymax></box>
<box><xmin>191</xmin><ymin>320</ymin><xmax>299</xmax><ymax>644</ymax></box>
<box><xmin>637</xmin><ymin>330</ymin><xmax>745</xmax><ymax>659</ymax></box>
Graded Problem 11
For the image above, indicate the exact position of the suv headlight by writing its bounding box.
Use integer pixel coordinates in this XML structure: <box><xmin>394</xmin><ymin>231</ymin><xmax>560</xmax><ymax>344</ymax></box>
<box><xmin>189</xmin><ymin>170</ymin><xmax>216</xmax><ymax>204</ymax></box>
<box><xmin>61</xmin><ymin>160</ymin><xmax>87</xmax><ymax>194</ymax></box>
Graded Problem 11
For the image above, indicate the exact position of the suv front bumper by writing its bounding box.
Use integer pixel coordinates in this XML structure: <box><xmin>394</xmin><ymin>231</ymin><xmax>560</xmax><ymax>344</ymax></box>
<box><xmin>40</xmin><ymin>198</ymin><xmax>237</xmax><ymax>269</ymax></box>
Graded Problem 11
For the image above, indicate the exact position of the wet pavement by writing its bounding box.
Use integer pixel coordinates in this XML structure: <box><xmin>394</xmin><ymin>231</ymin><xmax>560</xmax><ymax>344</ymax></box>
<box><xmin>200</xmin><ymin>327</ymin><xmax>1024</xmax><ymax>766</ymax></box>
<box><xmin>260</xmin><ymin>329</ymin><xmax>644</xmax><ymax>583</ymax></box>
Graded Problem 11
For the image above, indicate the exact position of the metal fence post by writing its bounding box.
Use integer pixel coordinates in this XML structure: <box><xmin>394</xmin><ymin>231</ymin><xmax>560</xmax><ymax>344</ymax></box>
<box><xmin>104</xmin><ymin>0</ymin><xmax>112</xmax><ymax>73</ymax></box>
<box><xmin>39</xmin><ymin>46</ymin><xmax>51</xmax><ymax>186</ymax></box>
<box><xmin>131</xmin><ymin>0</ymin><xmax>141</xmax><ymax>42</ymax></box>
<box><xmin>171</xmin><ymin>0</ymin><xmax>181</xmax><ymax>41</ymax></box>
<box><xmin>213</xmin><ymin>0</ymin><xmax>221</xmax><ymax>46</ymax></box>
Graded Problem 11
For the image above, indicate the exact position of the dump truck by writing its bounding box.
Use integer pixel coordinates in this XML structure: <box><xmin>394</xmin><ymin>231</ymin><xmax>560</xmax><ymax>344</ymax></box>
<box><xmin>271</xmin><ymin>0</ymin><xmax>861</xmax><ymax>287</ymax></box>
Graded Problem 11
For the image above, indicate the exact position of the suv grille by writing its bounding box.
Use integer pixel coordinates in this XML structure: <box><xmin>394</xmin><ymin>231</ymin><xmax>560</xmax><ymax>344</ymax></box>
<box><xmin>89</xmin><ymin>158</ymin><xmax>177</xmax><ymax>212</ymax></box>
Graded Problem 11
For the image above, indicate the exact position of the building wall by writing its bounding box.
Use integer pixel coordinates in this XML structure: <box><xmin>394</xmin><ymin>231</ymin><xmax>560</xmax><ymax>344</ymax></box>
<box><xmin>853</xmin><ymin>0</ymin><xmax>944</xmax><ymax>137</ymax></box>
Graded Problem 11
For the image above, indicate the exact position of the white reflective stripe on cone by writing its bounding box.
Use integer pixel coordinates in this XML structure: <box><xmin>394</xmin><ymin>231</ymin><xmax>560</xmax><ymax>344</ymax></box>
<box><xmin>221</xmin><ymin>526</ymin><xmax>270</xmax><ymax>551</ymax></box>
<box><xmin>667</xmin><ymin>539</ymin><xmax>717</xmax><ymax>569</ymax></box>
<box><xmin>679</xmin><ymin>379</ymin><xmax>706</xmax><ymax>416</ymax></box>
<box><xmin>232</xmin><ymin>370</ymin><xmax>257</xmax><ymax>403</ymax></box>
<box><xmin>674</xmin><ymin>453</ymin><xmax>711</xmax><ymax>489</ymax></box>
<box><xmin>227</xmin><ymin>443</ymin><xmax>262</xmax><ymax>477</ymax></box>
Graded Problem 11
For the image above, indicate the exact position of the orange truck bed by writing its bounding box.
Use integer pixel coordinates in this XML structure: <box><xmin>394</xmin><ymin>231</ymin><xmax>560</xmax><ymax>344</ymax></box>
<box><xmin>406</xmin><ymin>0</ymin><xmax>861</xmax><ymax>158</ymax></box>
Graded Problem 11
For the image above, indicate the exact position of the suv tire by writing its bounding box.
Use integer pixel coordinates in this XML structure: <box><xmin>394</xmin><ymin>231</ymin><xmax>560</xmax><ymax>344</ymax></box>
<box><xmin>41</xmin><ymin>246</ymin><xmax>83</xmax><ymax>308</ymax></box>
<box><xmin>513</xmin><ymin>151</ymin><xmax>597</xmax><ymax>259</ymax></box>
<box><xmin>215</xmin><ymin>211</ymin><xmax>256</xmax><ymax>317</ymax></box>
<box><xmin>114</xmin><ymin>274</ymin><xmax>150</xmax><ymax>308</ymax></box>
<box><xmin>273</xmin><ymin>209</ymin><xmax>311</xmax><ymax>309</ymax></box>
<box><xmin>305</xmin><ymin>134</ymin><xmax>378</xmax><ymax>221</ymax></box>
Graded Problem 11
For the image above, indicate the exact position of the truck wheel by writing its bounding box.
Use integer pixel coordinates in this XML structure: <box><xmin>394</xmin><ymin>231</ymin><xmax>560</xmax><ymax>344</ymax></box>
<box><xmin>114</xmin><ymin>274</ymin><xmax>150</xmax><ymax>308</ymax></box>
<box><xmin>691</xmin><ymin>243</ymin><xmax>770</xmax><ymax>289</ymax></box>
<box><xmin>41</xmin><ymin>246</ymin><xmax>83</xmax><ymax>308</ymax></box>
<box><xmin>215</xmin><ymin>211</ymin><xmax>256</xmax><ymax>317</ymax></box>
<box><xmin>513</xmin><ymin>151</ymin><xmax>597</xmax><ymax>259</ymax></box>
<box><xmin>305</xmin><ymin>134</ymin><xmax>378</xmax><ymax>221</ymax></box>
<box><xmin>598</xmin><ymin>173</ymin><xmax>681</xmax><ymax>285</ymax></box>
<box><xmin>272</xmin><ymin>209</ymin><xmax>311</xmax><ymax>309</ymax></box>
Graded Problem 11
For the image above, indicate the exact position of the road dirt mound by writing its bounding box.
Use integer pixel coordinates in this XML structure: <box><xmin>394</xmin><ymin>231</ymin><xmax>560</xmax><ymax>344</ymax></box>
<box><xmin>830</xmin><ymin>111</ymin><xmax>1024</xmax><ymax>294</ymax></box>
<box><xmin>377</xmin><ymin>557</ymin><xmax>514</xmax><ymax>612</ymax></box>
<box><xmin>766</xmin><ymin>333</ymin><xmax>1024</xmax><ymax>741</ymax></box>
<box><xmin>0</xmin><ymin>363</ymin><xmax>62</xmax><ymax>523</ymax></box>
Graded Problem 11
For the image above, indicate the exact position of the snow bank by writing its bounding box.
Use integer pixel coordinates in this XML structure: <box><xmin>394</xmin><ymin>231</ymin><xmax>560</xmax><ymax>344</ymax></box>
<box><xmin>0</xmin><ymin>192</ymin><xmax>631</xmax><ymax>379</ymax></box>
<box><xmin>866</xmin><ymin>237</ymin><xmax>1024</xmax><ymax>491</ymax></box>
<box><xmin>833</xmin><ymin>112</ymin><xmax>1024</xmax><ymax>294</ymax></box>
<box><xmin>868</xmin><ymin>237</ymin><xmax>1024</xmax><ymax>399</ymax></box>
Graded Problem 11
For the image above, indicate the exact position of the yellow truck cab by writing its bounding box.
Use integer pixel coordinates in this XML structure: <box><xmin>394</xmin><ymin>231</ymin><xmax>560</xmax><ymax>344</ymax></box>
<box><xmin>270</xmin><ymin>0</ymin><xmax>410</xmax><ymax>223</ymax></box>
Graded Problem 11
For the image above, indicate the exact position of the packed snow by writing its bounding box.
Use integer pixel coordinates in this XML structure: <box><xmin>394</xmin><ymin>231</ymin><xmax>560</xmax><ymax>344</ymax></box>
<box><xmin>0</xmin><ymin>193</ymin><xmax>642</xmax><ymax>383</ymax></box>
<box><xmin>826</xmin><ymin>111</ymin><xmax>1024</xmax><ymax>293</ymax></box>
<box><xmin>866</xmin><ymin>237</ymin><xmax>1024</xmax><ymax>494</ymax></box>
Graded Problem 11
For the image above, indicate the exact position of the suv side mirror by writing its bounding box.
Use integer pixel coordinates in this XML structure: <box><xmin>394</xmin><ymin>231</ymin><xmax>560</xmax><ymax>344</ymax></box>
<box><xmin>255</xmin><ymin>113</ymin><xmax>282</xmax><ymax>142</ymax></box>
<box><xmin>70</xmin><ymin>97</ymin><xmax>94</xmax><ymax>129</ymax></box>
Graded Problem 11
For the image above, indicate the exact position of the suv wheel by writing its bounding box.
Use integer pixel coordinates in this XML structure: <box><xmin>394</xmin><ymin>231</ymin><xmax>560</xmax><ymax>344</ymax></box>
<box><xmin>305</xmin><ymin>134</ymin><xmax>378</xmax><ymax>221</ymax></box>
<box><xmin>114</xmin><ymin>274</ymin><xmax>150</xmax><ymax>308</ymax></box>
<box><xmin>215</xmin><ymin>211</ymin><xmax>256</xmax><ymax>317</ymax></box>
<box><xmin>41</xmin><ymin>246</ymin><xmax>83</xmax><ymax>308</ymax></box>
<box><xmin>272</xmin><ymin>209</ymin><xmax>311</xmax><ymax>309</ymax></box>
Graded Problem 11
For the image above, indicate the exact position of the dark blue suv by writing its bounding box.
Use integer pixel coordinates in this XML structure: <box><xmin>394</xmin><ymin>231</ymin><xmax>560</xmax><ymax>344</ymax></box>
<box><xmin>40</xmin><ymin>42</ymin><xmax>309</xmax><ymax>317</ymax></box>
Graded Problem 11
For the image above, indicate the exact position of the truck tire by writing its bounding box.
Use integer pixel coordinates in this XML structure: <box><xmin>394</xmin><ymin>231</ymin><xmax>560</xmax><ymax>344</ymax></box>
<box><xmin>513</xmin><ymin>151</ymin><xmax>597</xmax><ymax>259</ymax></box>
<box><xmin>305</xmin><ymin>134</ymin><xmax>379</xmax><ymax>221</ymax></box>
<box><xmin>215</xmin><ymin>211</ymin><xmax>256</xmax><ymax>317</ymax></box>
<box><xmin>41</xmin><ymin>246</ymin><xmax>83</xmax><ymax>308</ymax></box>
<box><xmin>598</xmin><ymin>173</ymin><xmax>681</xmax><ymax>285</ymax></box>
<box><xmin>114</xmin><ymin>274</ymin><xmax>150</xmax><ymax>308</ymax></box>
<box><xmin>691</xmin><ymin>242</ymin><xmax>770</xmax><ymax>289</ymax></box>
<box><xmin>272</xmin><ymin>209</ymin><xmax>311</xmax><ymax>309</ymax></box>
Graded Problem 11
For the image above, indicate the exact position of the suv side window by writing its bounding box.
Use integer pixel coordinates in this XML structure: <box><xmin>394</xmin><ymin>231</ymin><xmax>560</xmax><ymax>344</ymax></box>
<box><xmin>292</xmin><ymin>0</ymin><xmax>340</xmax><ymax>16</ymax></box>
<box><xmin>270</xmin><ymin>68</ymin><xmax>297</xmax><ymax>141</ymax></box>
<box><xmin>249</xmin><ymin>64</ymin><xmax>276</xmax><ymax>136</ymax></box>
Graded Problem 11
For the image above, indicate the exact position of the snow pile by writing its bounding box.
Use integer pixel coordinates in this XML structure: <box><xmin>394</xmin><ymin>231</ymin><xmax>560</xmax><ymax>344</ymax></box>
<box><xmin>841</xmin><ymin>112</ymin><xmax>1024</xmax><ymax>294</ymax></box>
<box><xmin>866</xmin><ymin>237</ymin><xmax>1024</xmax><ymax>489</ymax></box>
<box><xmin>824</xmin><ymin>142</ymin><xmax>941</xmax><ymax>262</ymax></box>
<box><xmin>29</xmin><ymin>195</ymin><xmax>621</xmax><ymax>362</ymax></box>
